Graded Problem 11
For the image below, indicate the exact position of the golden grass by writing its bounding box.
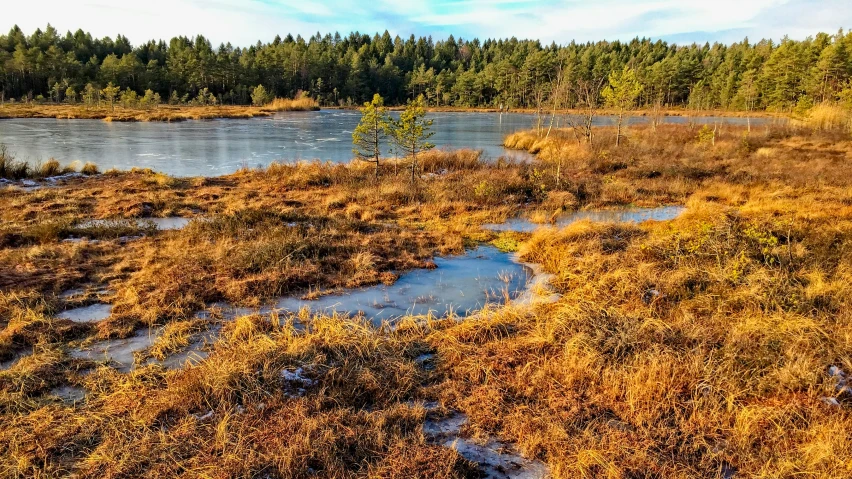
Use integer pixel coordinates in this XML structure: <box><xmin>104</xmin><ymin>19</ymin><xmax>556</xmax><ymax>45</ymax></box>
<box><xmin>0</xmin><ymin>97</ymin><xmax>319</xmax><ymax>123</ymax></box>
<box><xmin>263</xmin><ymin>97</ymin><xmax>320</xmax><ymax>112</ymax></box>
<box><xmin>426</xmin><ymin>185</ymin><xmax>852</xmax><ymax>476</ymax></box>
<box><xmin>805</xmin><ymin>104</ymin><xmax>852</xmax><ymax>133</ymax></box>
<box><xmin>1</xmin><ymin>126</ymin><xmax>852</xmax><ymax>476</ymax></box>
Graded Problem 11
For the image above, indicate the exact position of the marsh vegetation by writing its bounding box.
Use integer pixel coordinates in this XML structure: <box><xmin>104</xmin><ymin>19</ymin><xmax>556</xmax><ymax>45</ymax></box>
<box><xmin>1</xmin><ymin>118</ymin><xmax>851</xmax><ymax>477</ymax></box>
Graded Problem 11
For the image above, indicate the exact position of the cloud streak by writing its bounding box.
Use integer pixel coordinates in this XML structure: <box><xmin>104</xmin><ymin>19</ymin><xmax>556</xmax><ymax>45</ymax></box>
<box><xmin>2</xmin><ymin>0</ymin><xmax>849</xmax><ymax>47</ymax></box>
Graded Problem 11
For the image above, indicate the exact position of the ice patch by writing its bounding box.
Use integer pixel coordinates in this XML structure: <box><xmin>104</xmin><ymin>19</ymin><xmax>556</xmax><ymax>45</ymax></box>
<box><xmin>484</xmin><ymin>206</ymin><xmax>685</xmax><ymax>233</ymax></box>
<box><xmin>57</xmin><ymin>303</ymin><xmax>112</xmax><ymax>323</ymax></box>
<box><xmin>424</xmin><ymin>413</ymin><xmax>550</xmax><ymax>478</ymax></box>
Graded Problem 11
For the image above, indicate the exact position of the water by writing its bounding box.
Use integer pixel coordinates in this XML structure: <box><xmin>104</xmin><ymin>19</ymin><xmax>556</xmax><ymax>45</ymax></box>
<box><xmin>275</xmin><ymin>245</ymin><xmax>530</xmax><ymax>324</ymax></box>
<box><xmin>0</xmin><ymin>111</ymin><xmax>767</xmax><ymax>177</ymax></box>
<box><xmin>77</xmin><ymin>217</ymin><xmax>193</xmax><ymax>230</ymax></box>
<box><xmin>57</xmin><ymin>303</ymin><xmax>112</xmax><ymax>323</ymax></box>
<box><xmin>484</xmin><ymin>206</ymin><xmax>686</xmax><ymax>233</ymax></box>
<box><xmin>51</xmin><ymin>385</ymin><xmax>87</xmax><ymax>402</ymax></box>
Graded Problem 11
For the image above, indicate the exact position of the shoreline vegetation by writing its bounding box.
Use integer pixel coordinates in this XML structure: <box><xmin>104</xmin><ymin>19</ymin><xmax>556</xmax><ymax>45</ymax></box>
<box><xmin>0</xmin><ymin>102</ymin><xmax>788</xmax><ymax>123</ymax></box>
<box><xmin>2</xmin><ymin>121</ymin><xmax>852</xmax><ymax>476</ymax></box>
<box><xmin>0</xmin><ymin>96</ymin><xmax>319</xmax><ymax>122</ymax></box>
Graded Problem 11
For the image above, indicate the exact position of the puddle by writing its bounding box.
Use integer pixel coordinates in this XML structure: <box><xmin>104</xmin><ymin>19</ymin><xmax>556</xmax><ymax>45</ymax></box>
<box><xmin>145</xmin><ymin>217</ymin><xmax>192</xmax><ymax>230</ymax></box>
<box><xmin>57</xmin><ymin>303</ymin><xmax>112</xmax><ymax>323</ymax></box>
<box><xmin>424</xmin><ymin>412</ymin><xmax>549</xmax><ymax>479</ymax></box>
<box><xmin>76</xmin><ymin>217</ymin><xmax>193</xmax><ymax>231</ymax></box>
<box><xmin>197</xmin><ymin>303</ymin><xmax>271</xmax><ymax>321</ymax></box>
<box><xmin>509</xmin><ymin>254</ymin><xmax>561</xmax><ymax>307</ymax></box>
<box><xmin>275</xmin><ymin>246</ymin><xmax>531</xmax><ymax>324</ymax></box>
<box><xmin>156</xmin><ymin>326</ymin><xmax>220</xmax><ymax>370</ymax></box>
<box><xmin>51</xmin><ymin>384</ymin><xmax>87</xmax><ymax>402</ymax></box>
<box><xmin>59</xmin><ymin>288</ymin><xmax>86</xmax><ymax>299</ymax></box>
<box><xmin>484</xmin><ymin>206</ymin><xmax>685</xmax><ymax>233</ymax></box>
<box><xmin>71</xmin><ymin>328</ymin><xmax>160</xmax><ymax>372</ymax></box>
<box><xmin>0</xmin><ymin>350</ymin><xmax>32</xmax><ymax>371</ymax></box>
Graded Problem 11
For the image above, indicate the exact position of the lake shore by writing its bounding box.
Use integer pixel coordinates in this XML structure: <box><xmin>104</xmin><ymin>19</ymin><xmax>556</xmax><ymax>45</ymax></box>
<box><xmin>327</xmin><ymin>104</ymin><xmax>787</xmax><ymax>118</ymax></box>
<box><xmin>0</xmin><ymin>99</ymin><xmax>319</xmax><ymax>122</ymax></box>
<box><xmin>1</xmin><ymin>102</ymin><xmax>787</xmax><ymax>122</ymax></box>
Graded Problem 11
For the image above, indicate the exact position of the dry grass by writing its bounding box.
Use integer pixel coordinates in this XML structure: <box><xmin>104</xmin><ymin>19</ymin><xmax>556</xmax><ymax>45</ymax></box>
<box><xmin>0</xmin><ymin>97</ymin><xmax>318</xmax><ymax>122</ymax></box>
<box><xmin>1</xmin><ymin>126</ymin><xmax>852</xmax><ymax>477</ymax></box>
<box><xmin>430</xmin><ymin>185</ymin><xmax>852</xmax><ymax>477</ymax></box>
<box><xmin>263</xmin><ymin>97</ymin><xmax>320</xmax><ymax>112</ymax></box>
<box><xmin>805</xmin><ymin>104</ymin><xmax>852</xmax><ymax>133</ymax></box>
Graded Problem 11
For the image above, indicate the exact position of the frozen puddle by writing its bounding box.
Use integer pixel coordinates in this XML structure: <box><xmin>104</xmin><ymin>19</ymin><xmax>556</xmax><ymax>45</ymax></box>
<box><xmin>156</xmin><ymin>327</ymin><xmax>220</xmax><ymax>370</ymax></box>
<box><xmin>275</xmin><ymin>246</ymin><xmax>531</xmax><ymax>323</ymax></box>
<box><xmin>0</xmin><ymin>350</ymin><xmax>32</xmax><ymax>371</ymax></box>
<box><xmin>484</xmin><ymin>206</ymin><xmax>685</xmax><ymax>233</ymax></box>
<box><xmin>72</xmin><ymin>325</ymin><xmax>220</xmax><ymax>372</ymax></box>
<box><xmin>76</xmin><ymin>217</ymin><xmax>193</xmax><ymax>231</ymax></box>
<box><xmin>424</xmin><ymin>413</ymin><xmax>549</xmax><ymax>479</ymax></box>
<box><xmin>71</xmin><ymin>328</ymin><xmax>159</xmax><ymax>371</ymax></box>
<box><xmin>51</xmin><ymin>385</ymin><xmax>87</xmax><ymax>402</ymax></box>
<box><xmin>57</xmin><ymin>303</ymin><xmax>112</xmax><ymax>323</ymax></box>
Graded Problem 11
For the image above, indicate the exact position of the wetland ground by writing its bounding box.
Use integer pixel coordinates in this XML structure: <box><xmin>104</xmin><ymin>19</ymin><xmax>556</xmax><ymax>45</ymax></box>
<box><xmin>0</xmin><ymin>123</ymin><xmax>851</xmax><ymax>478</ymax></box>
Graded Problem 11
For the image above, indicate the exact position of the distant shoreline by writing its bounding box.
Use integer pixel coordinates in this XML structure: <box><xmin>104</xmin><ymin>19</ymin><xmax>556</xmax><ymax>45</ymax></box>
<box><xmin>0</xmin><ymin>102</ymin><xmax>786</xmax><ymax>122</ymax></box>
<box><xmin>327</xmin><ymin>105</ymin><xmax>786</xmax><ymax>119</ymax></box>
<box><xmin>0</xmin><ymin>101</ymin><xmax>318</xmax><ymax>122</ymax></box>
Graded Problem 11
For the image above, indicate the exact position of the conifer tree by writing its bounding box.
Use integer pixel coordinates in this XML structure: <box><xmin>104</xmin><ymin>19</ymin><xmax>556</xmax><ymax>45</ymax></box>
<box><xmin>101</xmin><ymin>82</ymin><xmax>120</xmax><ymax>111</ymax></box>
<box><xmin>602</xmin><ymin>67</ymin><xmax>642</xmax><ymax>146</ymax></box>
<box><xmin>352</xmin><ymin>93</ymin><xmax>391</xmax><ymax>181</ymax></box>
<box><xmin>391</xmin><ymin>95</ymin><xmax>434</xmax><ymax>190</ymax></box>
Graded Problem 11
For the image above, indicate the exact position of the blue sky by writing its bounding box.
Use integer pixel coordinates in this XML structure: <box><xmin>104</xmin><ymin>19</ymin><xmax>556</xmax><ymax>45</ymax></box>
<box><xmin>6</xmin><ymin>0</ymin><xmax>850</xmax><ymax>46</ymax></box>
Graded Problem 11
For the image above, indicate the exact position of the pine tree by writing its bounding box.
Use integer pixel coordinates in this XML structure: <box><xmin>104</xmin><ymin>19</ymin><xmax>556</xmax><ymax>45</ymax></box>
<box><xmin>391</xmin><ymin>95</ymin><xmax>434</xmax><ymax>191</ymax></box>
<box><xmin>602</xmin><ymin>67</ymin><xmax>642</xmax><ymax>146</ymax></box>
<box><xmin>352</xmin><ymin>93</ymin><xmax>391</xmax><ymax>181</ymax></box>
<box><xmin>101</xmin><ymin>82</ymin><xmax>120</xmax><ymax>110</ymax></box>
<box><xmin>251</xmin><ymin>84</ymin><xmax>269</xmax><ymax>106</ymax></box>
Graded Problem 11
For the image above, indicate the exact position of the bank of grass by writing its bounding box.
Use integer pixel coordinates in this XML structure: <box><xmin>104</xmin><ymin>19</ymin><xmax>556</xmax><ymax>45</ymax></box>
<box><xmin>431</xmin><ymin>185</ymin><xmax>852</xmax><ymax>477</ymax></box>
<box><xmin>0</xmin><ymin>146</ymin><xmax>100</xmax><ymax>181</ymax></box>
<box><xmin>263</xmin><ymin>96</ymin><xmax>320</xmax><ymax>112</ymax></box>
<box><xmin>1</xmin><ymin>125</ymin><xmax>851</xmax><ymax>476</ymax></box>
<box><xmin>0</xmin><ymin>96</ymin><xmax>319</xmax><ymax>122</ymax></box>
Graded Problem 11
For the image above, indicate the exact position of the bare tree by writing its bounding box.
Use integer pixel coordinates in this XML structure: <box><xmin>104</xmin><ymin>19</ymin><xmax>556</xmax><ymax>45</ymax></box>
<box><xmin>650</xmin><ymin>95</ymin><xmax>663</xmax><ymax>133</ymax></box>
<box><xmin>566</xmin><ymin>76</ymin><xmax>606</xmax><ymax>146</ymax></box>
<box><xmin>545</xmin><ymin>64</ymin><xmax>567</xmax><ymax>139</ymax></box>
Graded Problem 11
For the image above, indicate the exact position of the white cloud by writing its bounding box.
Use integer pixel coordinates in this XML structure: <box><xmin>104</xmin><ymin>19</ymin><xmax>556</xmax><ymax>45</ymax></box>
<box><xmin>2</xmin><ymin>0</ymin><xmax>849</xmax><ymax>46</ymax></box>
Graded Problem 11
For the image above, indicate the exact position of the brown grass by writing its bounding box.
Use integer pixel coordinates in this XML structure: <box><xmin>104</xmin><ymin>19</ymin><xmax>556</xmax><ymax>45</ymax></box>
<box><xmin>0</xmin><ymin>97</ymin><xmax>318</xmax><ymax>122</ymax></box>
<box><xmin>1</xmin><ymin>125</ymin><xmax>852</xmax><ymax>477</ymax></box>
<box><xmin>263</xmin><ymin>97</ymin><xmax>320</xmax><ymax>112</ymax></box>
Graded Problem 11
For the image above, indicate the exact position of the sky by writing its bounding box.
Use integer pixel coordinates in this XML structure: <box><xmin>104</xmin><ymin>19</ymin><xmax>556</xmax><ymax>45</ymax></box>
<box><xmin>4</xmin><ymin>0</ymin><xmax>850</xmax><ymax>47</ymax></box>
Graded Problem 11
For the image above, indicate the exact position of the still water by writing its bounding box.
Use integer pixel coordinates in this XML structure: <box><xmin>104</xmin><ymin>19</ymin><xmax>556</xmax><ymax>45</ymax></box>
<box><xmin>0</xmin><ymin>110</ymin><xmax>765</xmax><ymax>177</ymax></box>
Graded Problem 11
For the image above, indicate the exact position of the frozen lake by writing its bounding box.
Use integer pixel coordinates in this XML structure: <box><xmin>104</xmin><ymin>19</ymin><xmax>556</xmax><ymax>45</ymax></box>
<box><xmin>0</xmin><ymin>110</ymin><xmax>767</xmax><ymax>177</ymax></box>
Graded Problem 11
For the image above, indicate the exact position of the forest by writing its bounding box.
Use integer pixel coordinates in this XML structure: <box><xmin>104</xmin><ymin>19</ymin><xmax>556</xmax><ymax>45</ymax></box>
<box><xmin>0</xmin><ymin>24</ymin><xmax>851</xmax><ymax>111</ymax></box>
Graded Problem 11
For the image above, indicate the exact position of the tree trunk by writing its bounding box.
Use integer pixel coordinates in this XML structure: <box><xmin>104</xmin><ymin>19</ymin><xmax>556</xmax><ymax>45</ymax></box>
<box><xmin>616</xmin><ymin>110</ymin><xmax>623</xmax><ymax>147</ymax></box>
<box><xmin>374</xmin><ymin>154</ymin><xmax>379</xmax><ymax>182</ymax></box>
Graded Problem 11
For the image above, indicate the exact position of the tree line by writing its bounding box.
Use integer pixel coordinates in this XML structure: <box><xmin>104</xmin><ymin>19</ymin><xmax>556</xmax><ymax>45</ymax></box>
<box><xmin>1</xmin><ymin>24</ymin><xmax>851</xmax><ymax>112</ymax></box>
